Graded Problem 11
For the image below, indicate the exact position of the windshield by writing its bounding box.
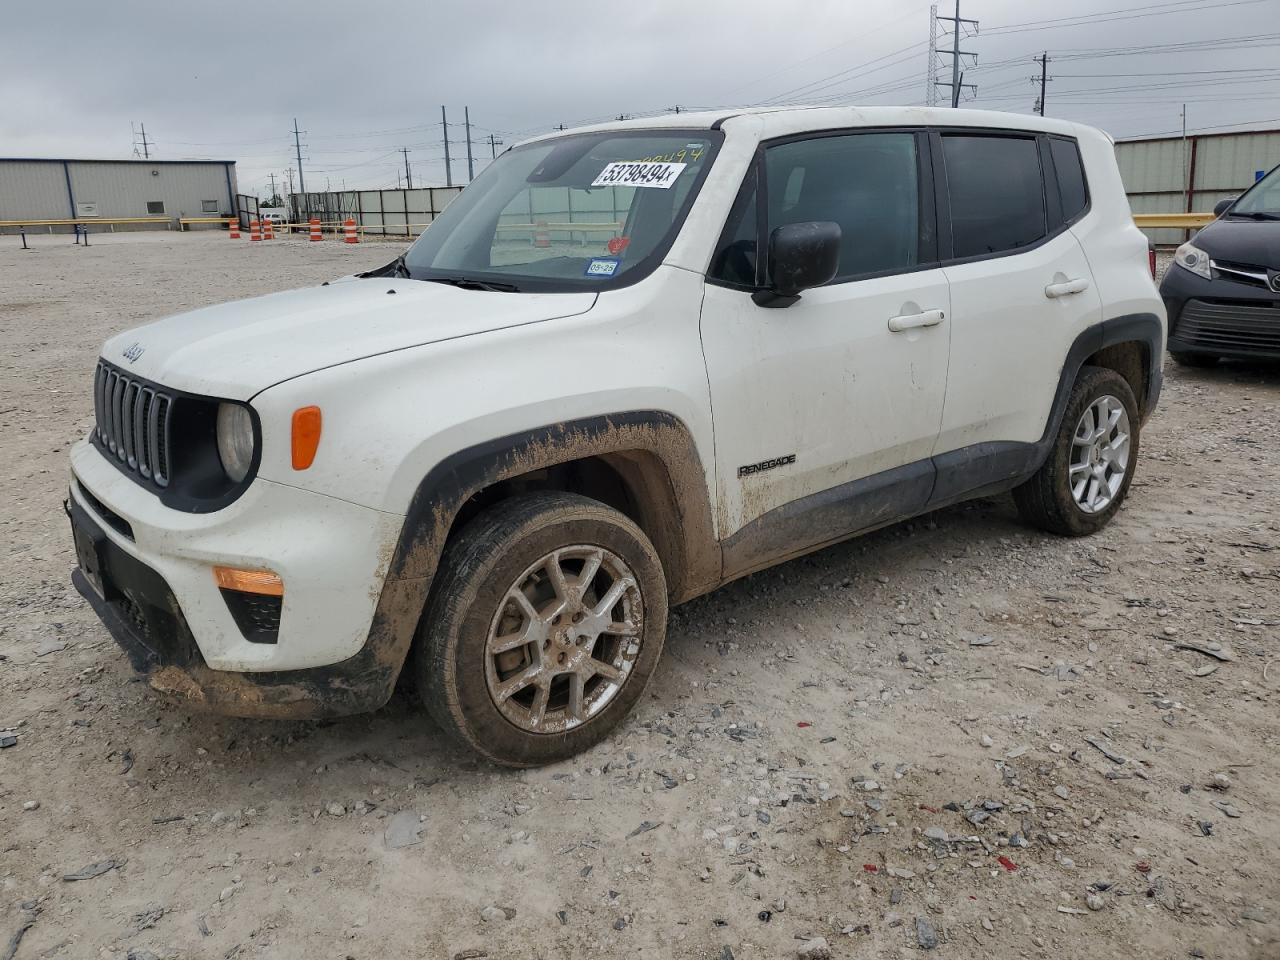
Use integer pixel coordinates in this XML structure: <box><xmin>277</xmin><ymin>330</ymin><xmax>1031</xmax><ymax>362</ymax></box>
<box><xmin>401</xmin><ymin>130</ymin><xmax>720</xmax><ymax>291</ymax></box>
<box><xmin>1229</xmin><ymin>164</ymin><xmax>1280</xmax><ymax>217</ymax></box>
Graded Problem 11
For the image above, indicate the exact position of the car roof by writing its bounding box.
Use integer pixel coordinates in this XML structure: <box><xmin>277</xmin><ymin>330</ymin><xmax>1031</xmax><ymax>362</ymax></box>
<box><xmin>515</xmin><ymin>105</ymin><xmax>1095</xmax><ymax>147</ymax></box>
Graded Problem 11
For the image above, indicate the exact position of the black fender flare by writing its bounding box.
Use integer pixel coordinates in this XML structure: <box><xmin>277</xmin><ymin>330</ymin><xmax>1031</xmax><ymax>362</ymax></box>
<box><xmin>353</xmin><ymin>411</ymin><xmax>720</xmax><ymax>705</ymax></box>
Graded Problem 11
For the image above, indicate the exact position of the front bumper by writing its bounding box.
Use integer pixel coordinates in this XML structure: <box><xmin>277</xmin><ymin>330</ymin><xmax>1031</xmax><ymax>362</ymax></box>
<box><xmin>1160</xmin><ymin>263</ymin><xmax>1280</xmax><ymax>360</ymax></box>
<box><xmin>68</xmin><ymin>438</ymin><xmax>417</xmax><ymax>718</ymax></box>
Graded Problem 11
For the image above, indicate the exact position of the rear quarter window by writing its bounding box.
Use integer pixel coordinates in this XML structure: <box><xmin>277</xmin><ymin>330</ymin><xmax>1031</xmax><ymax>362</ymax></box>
<box><xmin>1050</xmin><ymin>137</ymin><xmax>1089</xmax><ymax>223</ymax></box>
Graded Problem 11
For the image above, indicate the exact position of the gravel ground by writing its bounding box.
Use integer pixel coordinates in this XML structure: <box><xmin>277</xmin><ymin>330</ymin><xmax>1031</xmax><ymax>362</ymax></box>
<box><xmin>2</xmin><ymin>234</ymin><xmax>1278</xmax><ymax>960</ymax></box>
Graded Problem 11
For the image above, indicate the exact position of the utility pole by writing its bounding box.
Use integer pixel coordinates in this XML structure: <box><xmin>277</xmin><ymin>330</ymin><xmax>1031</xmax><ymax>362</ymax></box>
<box><xmin>932</xmin><ymin>1</ymin><xmax>978</xmax><ymax>108</ymax></box>
<box><xmin>949</xmin><ymin>0</ymin><xmax>961</xmax><ymax>107</ymax></box>
<box><xmin>464</xmin><ymin>106</ymin><xmax>475</xmax><ymax>182</ymax></box>
<box><xmin>556</xmin><ymin>124</ymin><xmax>566</xmax><ymax>131</ymax></box>
<box><xmin>441</xmin><ymin>106</ymin><xmax>453</xmax><ymax>187</ymax></box>
<box><xmin>400</xmin><ymin>147</ymin><xmax>413</xmax><ymax>189</ymax></box>
<box><xmin>132</xmin><ymin>122</ymin><xmax>153</xmax><ymax>159</ymax></box>
<box><xmin>487</xmin><ymin>133</ymin><xmax>504</xmax><ymax>158</ymax></box>
<box><xmin>1033</xmin><ymin>52</ymin><xmax>1051</xmax><ymax>115</ymax></box>
<box><xmin>292</xmin><ymin>118</ymin><xmax>307</xmax><ymax>215</ymax></box>
<box><xmin>268</xmin><ymin>172</ymin><xmax>277</xmax><ymax>203</ymax></box>
<box><xmin>666</xmin><ymin>105</ymin><xmax>683</xmax><ymax>114</ymax></box>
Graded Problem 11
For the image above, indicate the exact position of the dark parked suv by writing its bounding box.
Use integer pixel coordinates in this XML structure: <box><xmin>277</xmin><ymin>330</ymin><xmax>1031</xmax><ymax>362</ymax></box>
<box><xmin>1160</xmin><ymin>161</ymin><xmax>1280</xmax><ymax>365</ymax></box>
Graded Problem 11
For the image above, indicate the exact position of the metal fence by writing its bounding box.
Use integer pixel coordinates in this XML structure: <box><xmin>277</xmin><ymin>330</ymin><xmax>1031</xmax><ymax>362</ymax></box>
<box><xmin>235</xmin><ymin>193</ymin><xmax>259</xmax><ymax>230</ymax></box>
<box><xmin>1118</xmin><ymin>127</ymin><xmax>1280</xmax><ymax>245</ymax></box>
<box><xmin>288</xmin><ymin>187</ymin><xmax>464</xmax><ymax>237</ymax></box>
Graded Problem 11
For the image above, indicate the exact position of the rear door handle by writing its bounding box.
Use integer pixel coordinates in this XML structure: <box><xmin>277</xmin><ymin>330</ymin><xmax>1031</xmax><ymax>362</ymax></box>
<box><xmin>1045</xmin><ymin>278</ymin><xmax>1090</xmax><ymax>298</ymax></box>
<box><xmin>887</xmin><ymin>308</ymin><xmax>946</xmax><ymax>333</ymax></box>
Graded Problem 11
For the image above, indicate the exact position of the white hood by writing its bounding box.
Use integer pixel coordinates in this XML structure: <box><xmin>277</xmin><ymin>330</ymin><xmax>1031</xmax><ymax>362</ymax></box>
<box><xmin>101</xmin><ymin>278</ymin><xmax>597</xmax><ymax>400</ymax></box>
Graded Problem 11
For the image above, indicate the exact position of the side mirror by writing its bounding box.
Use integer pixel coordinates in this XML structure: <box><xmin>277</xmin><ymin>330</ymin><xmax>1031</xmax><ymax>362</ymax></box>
<box><xmin>753</xmin><ymin>221</ymin><xmax>841</xmax><ymax>307</ymax></box>
<box><xmin>1213</xmin><ymin>196</ymin><xmax>1237</xmax><ymax>217</ymax></box>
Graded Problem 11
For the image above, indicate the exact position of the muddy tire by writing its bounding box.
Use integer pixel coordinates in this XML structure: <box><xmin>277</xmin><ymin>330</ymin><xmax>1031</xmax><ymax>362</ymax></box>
<box><xmin>414</xmin><ymin>492</ymin><xmax>667</xmax><ymax>767</ymax></box>
<box><xmin>1013</xmin><ymin>366</ymin><xmax>1140</xmax><ymax>537</ymax></box>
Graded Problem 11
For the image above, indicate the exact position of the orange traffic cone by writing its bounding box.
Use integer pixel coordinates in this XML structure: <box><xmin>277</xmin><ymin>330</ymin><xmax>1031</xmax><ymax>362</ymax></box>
<box><xmin>343</xmin><ymin>218</ymin><xmax>358</xmax><ymax>244</ymax></box>
<box><xmin>533</xmin><ymin>220</ymin><xmax>550</xmax><ymax>248</ymax></box>
<box><xmin>309</xmin><ymin>218</ymin><xmax>322</xmax><ymax>242</ymax></box>
<box><xmin>250</xmin><ymin>219</ymin><xmax>261</xmax><ymax>242</ymax></box>
<box><xmin>229</xmin><ymin>219</ymin><xmax>240</xmax><ymax>239</ymax></box>
<box><xmin>263</xmin><ymin>218</ymin><xmax>275</xmax><ymax>240</ymax></box>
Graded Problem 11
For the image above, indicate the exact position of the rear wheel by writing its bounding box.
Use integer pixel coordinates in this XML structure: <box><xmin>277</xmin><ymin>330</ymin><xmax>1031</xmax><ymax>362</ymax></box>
<box><xmin>414</xmin><ymin>492</ymin><xmax>667</xmax><ymax>766</ymax></box>
<box><xmin>1171</xmin><ymin>351</ymin><xmax>1219</xmax><ymax>368</ymax></box>
<box><xmin>1013</xmin><ymin>366</ymin><xmax>1140</xmax><ymax>536</ymax></box>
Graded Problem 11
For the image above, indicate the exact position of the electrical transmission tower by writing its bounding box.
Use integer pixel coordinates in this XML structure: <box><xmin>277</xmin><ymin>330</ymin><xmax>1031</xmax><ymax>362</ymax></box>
<box><xmin>931</xmin><ymin>1</ymin><xmax>978</xmax><ymax>108</ymax></box>
<box><xmin>925</xmin><ymin>6</ymin><xmax>939</xmax><ymax>107</ymax></box>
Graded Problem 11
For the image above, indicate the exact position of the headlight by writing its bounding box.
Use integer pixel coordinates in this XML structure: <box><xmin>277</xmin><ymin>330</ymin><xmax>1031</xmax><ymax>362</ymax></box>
<box><xmin>216</xmin><ymin>403</ymin><xmax>255</xmax><ymax>483</ymax></box>
<box><xmin>1173</xmin><ymin>241</ymin><xmax>1212</xmax><ymax>280</ymax></box>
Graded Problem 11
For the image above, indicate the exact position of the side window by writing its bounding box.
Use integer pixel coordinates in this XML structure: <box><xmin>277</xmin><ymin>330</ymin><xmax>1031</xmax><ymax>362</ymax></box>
<box><xmin>708</xmin><ymin>165</ymin><xmax>758</xmax><ymax>286</ymax></box>
<box><xmin>765</xmin><ymin>133</ymin><xmax>920</xmax><ymax>282</ymax></box>
<box><xmin>942</xmin><ymin>135</ymin><xmax>1046</xmax><ymax>258</ymax></box>
<box><xmin>201</xmin><ymin>199</ymin><xmax>219</xmax><ymax>213</ymax></box>
<box><xmin>146</xmin><ymin>201</ymin><xmax>165</xmax><ymax>215</ymax></box>
<box><xmin>1050</xmin><ymin>137</ymin><xmax>1089</xmax><ymax>223</ymax></box>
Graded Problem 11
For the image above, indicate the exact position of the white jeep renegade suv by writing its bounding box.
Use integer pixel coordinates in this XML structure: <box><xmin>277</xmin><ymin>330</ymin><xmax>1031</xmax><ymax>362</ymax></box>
<box><xmin>68</xmin><ymin>107</ymin><xmax>1165</xmax><ymax>765</ymax></box>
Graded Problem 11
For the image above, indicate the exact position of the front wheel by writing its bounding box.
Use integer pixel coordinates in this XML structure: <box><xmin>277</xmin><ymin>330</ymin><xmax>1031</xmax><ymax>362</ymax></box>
<box><xmin>1013</xmin><ymin>366</ymin><xmax>1140</xmax><ymax>536</ymax></box>
<box><xmin>414</xmin><ymin>492</ymin><xmax>667</xmax><ymax>766</ymax></box>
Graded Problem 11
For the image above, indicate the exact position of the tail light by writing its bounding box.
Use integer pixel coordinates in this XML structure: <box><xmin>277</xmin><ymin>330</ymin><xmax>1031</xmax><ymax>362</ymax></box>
<box><xmin>1148</xmin><ymin>243</ymin><xmax>1157</xmax><ymax>280</ymax></box>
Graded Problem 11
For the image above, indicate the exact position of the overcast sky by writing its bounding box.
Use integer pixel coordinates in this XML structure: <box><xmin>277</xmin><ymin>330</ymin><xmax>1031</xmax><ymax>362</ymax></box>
<box><xmin>3</xmin><ymin>0</ymin><xmax>1278</xmax><ymax>197</ymax></box>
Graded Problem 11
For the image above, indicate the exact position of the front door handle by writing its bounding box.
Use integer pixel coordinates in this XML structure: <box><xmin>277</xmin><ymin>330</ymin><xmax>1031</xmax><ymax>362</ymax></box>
<box><xmin>887</xmin><ymin>308</ymin><xmax>946</xmax><ymax>333</ymax></box>
<box><xmin>1045</xmin><ymin>277</ymin><xmax>1090</xmax><ymax>298</ymax></box>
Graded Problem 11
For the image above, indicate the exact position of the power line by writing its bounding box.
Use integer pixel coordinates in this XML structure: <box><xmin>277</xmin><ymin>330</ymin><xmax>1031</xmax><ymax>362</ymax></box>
<box><xmin>985</xmin><ymin>0</ymin><xmax>1269</xmax><ymax>35</ymax></box>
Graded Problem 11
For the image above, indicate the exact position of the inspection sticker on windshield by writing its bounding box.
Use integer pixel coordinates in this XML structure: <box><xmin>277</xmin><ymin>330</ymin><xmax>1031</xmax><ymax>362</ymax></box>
<box><xmin>592</xmin><ymin>161</ymin><xmax>687</xmax><ymax>189</ymax></box>
<box><xmin>584</xmin><ymin>258</ymin><xmax>620</xmax><ymax>277</ymax></box>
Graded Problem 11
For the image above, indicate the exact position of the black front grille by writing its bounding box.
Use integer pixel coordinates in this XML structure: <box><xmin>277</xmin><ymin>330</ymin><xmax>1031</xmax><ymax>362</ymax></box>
<box><xmin>1175</xmin><ymin>299</ymin><xmax>1280</xmax><ymax>354</ymax></box>
<box><xmin>93</xmin><ymin>360</ymin><xmax>173</xmax><ymax>488</ymax></box>
<box><xmin>76</xmin><ymin>480</ymin><xmax>134</xmax><ymax>541</ymax></box>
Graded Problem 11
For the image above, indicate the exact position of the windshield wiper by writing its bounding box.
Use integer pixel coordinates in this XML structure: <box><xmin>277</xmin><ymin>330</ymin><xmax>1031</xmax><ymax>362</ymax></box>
<box><xmin>359</xmin><ymin>252</ymin><xmax>412</xmax><ymax>279</ymax></box>
<box><xmin>422</xmin><ymin>275</ymin><xmax>521</xmax><ymax>292</ymax></box>
<box><xmin>1228</xmin><ymin>211</ymin><xmax>1280</xmax><ymax>221</ymax></box>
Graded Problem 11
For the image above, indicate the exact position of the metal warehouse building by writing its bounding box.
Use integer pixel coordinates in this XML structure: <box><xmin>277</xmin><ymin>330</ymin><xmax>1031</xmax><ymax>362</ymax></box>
<box><xmin>0</xmin><ymin>158</ymin><xmax>238</xmax><ymax>233</ymax></box>
<box><xmin>1117</xmin><ymin>127</ymin><xmax>1280</xmax><ymax>245</ymax></box>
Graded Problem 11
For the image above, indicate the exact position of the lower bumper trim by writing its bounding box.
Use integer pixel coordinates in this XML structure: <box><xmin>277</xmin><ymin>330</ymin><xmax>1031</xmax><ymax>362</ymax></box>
<box><xmin>69</xmin><ymin>495</ymin><xmax>407</xmax><ymax>720</ymax></box>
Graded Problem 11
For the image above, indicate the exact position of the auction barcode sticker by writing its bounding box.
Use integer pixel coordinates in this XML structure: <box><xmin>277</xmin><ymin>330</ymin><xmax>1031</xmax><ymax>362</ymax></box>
<box><xmin>591</xmin><ymin>161</ymin><xmax>687</xmax><ymax>189</ymax></box>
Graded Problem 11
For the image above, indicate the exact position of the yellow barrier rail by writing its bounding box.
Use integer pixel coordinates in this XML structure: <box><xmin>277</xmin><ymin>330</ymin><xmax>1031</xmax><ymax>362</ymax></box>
<box><xmin>178</xmin><ymin>217</ymin><xmax>236</xmax><ymax>228</ymax></box>
<box><xmin>0</xmin><ymin>217</ymin><xmax>172</xmax><ymax>231</ymax></box>
<box><xmin>1132</xmin><ymin>212</ymin><xmax>1216</xmax><ymax>229</ymax></box>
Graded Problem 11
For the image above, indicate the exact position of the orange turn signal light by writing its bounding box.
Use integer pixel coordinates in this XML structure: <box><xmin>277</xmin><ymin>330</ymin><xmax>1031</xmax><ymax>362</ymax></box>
<box><xmin>291</xmin><ymin>405</ymin><xmax>322</xmax><ymax>470</ymax></box>
<box><xmin>213</xmin><ymin>566</ymin><xmax>284</xmax><ymax>597</ymax></box>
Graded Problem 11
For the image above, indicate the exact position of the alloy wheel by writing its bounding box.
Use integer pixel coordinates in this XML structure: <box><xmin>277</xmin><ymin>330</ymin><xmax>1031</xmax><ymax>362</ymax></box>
<box><xmin>484</xmin><ymin>545</ymin><xmax>643</xmax><ymax>733</ymax></box>
<box><xmin>1069</xmin><ymin>394</ymin><xmax>1131</xmax><ymax>514</ymax></box>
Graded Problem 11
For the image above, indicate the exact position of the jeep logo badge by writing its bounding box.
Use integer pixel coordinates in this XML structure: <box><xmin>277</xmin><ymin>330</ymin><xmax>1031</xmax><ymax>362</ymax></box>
<box><xmin>121</xmin><ymin>342</ymin><xmax>145</xmax><ymax>363</ymax></box>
